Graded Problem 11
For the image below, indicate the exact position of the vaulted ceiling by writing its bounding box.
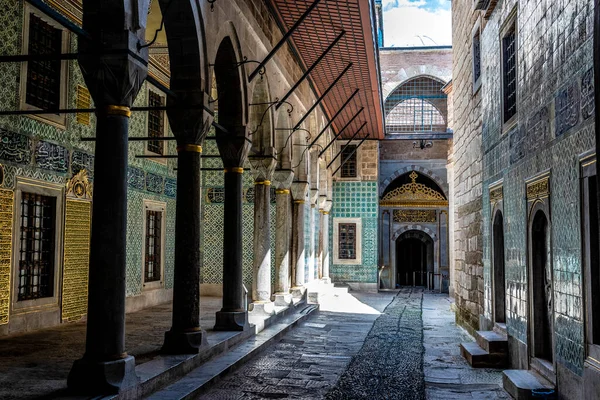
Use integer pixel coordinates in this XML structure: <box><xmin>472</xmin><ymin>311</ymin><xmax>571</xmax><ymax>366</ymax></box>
<box><xmin>268</xmin><ymin>0</ymin><xmax>384</xmax><ymax>140</ymax></box>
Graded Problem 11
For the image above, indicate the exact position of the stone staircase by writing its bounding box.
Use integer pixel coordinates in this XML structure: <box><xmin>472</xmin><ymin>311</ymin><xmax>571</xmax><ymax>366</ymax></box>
<box><xmin>502</xmin><ymin>369</ymin><xmax>555</xmax><ymax>400</ymax></box>
<box><xmin>460</xmin><ymin>327</ymin><xmax>508</xmax><ymax>368</ymax></box>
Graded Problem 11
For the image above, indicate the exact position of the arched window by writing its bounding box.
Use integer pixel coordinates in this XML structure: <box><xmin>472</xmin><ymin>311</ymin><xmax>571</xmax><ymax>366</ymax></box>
<box><xmin>385</xmin><ymin>76</ymin><xmax>447</xmax><ymax>134</ymax></box>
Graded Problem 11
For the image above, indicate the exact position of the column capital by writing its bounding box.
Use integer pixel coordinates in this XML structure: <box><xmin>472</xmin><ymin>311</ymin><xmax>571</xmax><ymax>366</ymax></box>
<box><xmin>323</xmin><ymin>200</ymin><xmax>333</xmax><ymax>213</ymax></box>
<box><xmin>249</xmin><ymin>148</ymin><xmax>277</xmax><ymax>182</ymax></box>
<box><xmin>273</xmin><ymin>169</ymin><xmax>295</xmax><ymax>190</ymax></box>
<box><xmin>291</xmin><ymin>181</ymin><xmax>309</xmax><ymax>201</ymax></box>
<box><xmin>318</xmin><ymin>195</ymin><xmax>328</xmax><ymax>209</ymax></box>
<box><xmin>310</xmin><ymin>189</ymin><xmax>320</xmax><ymax>206</ymax></box>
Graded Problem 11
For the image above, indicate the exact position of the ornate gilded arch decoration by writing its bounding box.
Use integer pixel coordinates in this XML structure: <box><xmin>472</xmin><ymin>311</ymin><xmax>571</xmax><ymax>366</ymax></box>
<box><xmin>380</xmin><ymin>171</ymin><xmax>448</xmax><ymax>208</ymax></box>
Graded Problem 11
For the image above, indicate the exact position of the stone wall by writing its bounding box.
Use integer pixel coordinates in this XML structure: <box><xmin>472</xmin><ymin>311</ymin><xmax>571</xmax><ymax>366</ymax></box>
<box><xmin>454</xmin><ymin>0</ymin><xmax>597</xmax><ymax>396</ymax></box>
<box><xmin>450</xmin><ymin>1</ymin><xmax>484</xmax><ymax>334</ymax></box>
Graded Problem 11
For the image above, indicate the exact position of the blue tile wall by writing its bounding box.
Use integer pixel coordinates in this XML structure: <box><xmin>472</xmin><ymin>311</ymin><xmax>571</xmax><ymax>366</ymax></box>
<box><xmin>330</xmin><ymin>181</ymin><xmax>379</xmax><ymax>283</ymax></box>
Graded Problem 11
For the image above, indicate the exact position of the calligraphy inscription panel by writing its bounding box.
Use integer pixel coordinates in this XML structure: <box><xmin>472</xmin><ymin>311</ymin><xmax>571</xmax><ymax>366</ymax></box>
<box><xmin>61</xmin><ymin>199</ymin><xmax>91</xmax><ymax>322</ymax></box>
<box><xmin>0</xmin><ymin>190</ymin><xmax>14</xmax><ymax>325</ymax></box>
<box><xmin>527</xmin><ymin>177</ymin><xmax>550</xmax><ymax>200</ymax></box>
<box><xmin>393</xmin><ymin>209</ymin><xmax>437</xmax><ymax>223</ymax></box>
<box><xmin>0</xmin><ymin>129</ymin><xmax>32</xmax><ymax>165</ymax></box>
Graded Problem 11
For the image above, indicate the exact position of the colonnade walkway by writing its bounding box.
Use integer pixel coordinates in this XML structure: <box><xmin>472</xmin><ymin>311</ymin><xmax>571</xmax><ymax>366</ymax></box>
<box><xmin>0</xmin><ymin>290</ymin><xmax>510</xmax><ymax>399</ymax></box>
<box><xmin>0</xmin><ymin>297</ymin><xmax>225</xmax><ymax>399</ymax></box>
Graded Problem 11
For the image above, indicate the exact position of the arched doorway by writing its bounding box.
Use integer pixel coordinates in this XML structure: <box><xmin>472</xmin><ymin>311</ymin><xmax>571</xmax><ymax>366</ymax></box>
<box><xmin>492</xmin><ymin>210</ymin><xmax>506</xmax><ymax>324</ymax></box>
<box><xmin>395</xmin><ymin>230</ymin><xmax>434</xmax><ymax>287</ymax></box>
<box><xmin>530</xmin><ymin>209</ymin><xmax>553</xmax><ymax>363</ymax></box>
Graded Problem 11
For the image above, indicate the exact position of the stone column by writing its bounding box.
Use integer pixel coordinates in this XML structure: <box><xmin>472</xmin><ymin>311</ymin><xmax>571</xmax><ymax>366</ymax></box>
<box><xmin>273</xmin><ymin>170</ymin><xmax>294</xmax><ymax>306</ymax></box>
<box><xmin>291</xmin><ymin>182</ymin><xmax>309</xmax><ymax>298</ymax></box>
<box><xmin>318</xmin><ymin>199</ymin><xmax>332</xmax><ymax>283</ymax></box>
<box><xmin>162</xmin><ymin>142</ymin><xmax>208</xmax><ymax>354</ymax></box>
<box><xmin>68</xmin><ymin>2</ymin><xmax>147</xmax><ymax>394</ymax></box>
<box><xmin>249</xmin><ymin>155</ymin><xmax>277</xmax><ymax>316</ymax></box>
<box><xmin>214</xmin><ymin>166</ymin><xmax>248</xmax><ymax>331</ymax></box>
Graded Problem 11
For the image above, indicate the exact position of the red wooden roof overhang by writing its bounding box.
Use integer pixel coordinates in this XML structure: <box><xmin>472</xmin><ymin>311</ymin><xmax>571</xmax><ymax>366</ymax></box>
<box><xmin>268</xmin><ymin>0</ymin><xmax>385</xmax><ymax>140</ymax></box>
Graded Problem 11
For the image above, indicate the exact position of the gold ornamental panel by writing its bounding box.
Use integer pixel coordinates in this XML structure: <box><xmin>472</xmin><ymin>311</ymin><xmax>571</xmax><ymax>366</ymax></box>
<box><xmin>380</xmin><ymin>171</ymin><xmax>448</xmax><ymax>208</ymax></box>
<box><xmin>393</xmin><ymin>209</ymin><xmax>437</xmax><ymax>223</ymax></box>
<box><xmin>490</xmin><ymin>185</ymin><xmax>503</xmax><ymax>204</ymax></box>
<box><xmin>61</xmin><ymin>199</ymin><xmax>91</xmax><ymax>322</ymax></box>
<box><xmin>0</xmin><ymin>190</ymin><xmax>13</xmax><ymax>326</ymax></box>
<box><xmin>527</xmin><ymin>177</ymin><xmax>550</xmax><ymax>200</ymax></box>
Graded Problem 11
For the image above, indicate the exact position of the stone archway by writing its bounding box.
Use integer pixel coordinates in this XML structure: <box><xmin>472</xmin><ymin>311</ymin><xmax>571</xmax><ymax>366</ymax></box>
<box><xmin>529</xmin><ymin>208</ymin><xmax>554</xmax><ymax>364</ymax></box>
<box><xmin>492</xmin><ymin>209</ymin><xmax>506</xmax><ymax>324</ymax></box>
<box><xmin>395</xmin><ymin>230</ymin><xmax>434</xmax><ymax>287</ymax></box>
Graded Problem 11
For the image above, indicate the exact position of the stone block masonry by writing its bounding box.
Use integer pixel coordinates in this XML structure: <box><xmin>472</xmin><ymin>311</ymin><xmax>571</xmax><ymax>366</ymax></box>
<box><xmin>450</xmin><ymin>1</ymin><xmax>484</xmax><ymax>335</ymax></box>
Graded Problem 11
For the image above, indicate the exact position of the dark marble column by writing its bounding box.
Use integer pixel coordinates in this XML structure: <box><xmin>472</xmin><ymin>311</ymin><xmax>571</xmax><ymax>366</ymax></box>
<box><xmin>214</xmin><ymin>167</ymin><xmax>249</xmax><ymax>331</ymax></box>
<box><xmin>68</xmin><ymin>2</ymin><xmax>148</xmax><ymax>394</ymax></box>
<box><xmin>163</xmin><ymin>144</ymin><xmax>208</xmax><ymax>354</ymax></box>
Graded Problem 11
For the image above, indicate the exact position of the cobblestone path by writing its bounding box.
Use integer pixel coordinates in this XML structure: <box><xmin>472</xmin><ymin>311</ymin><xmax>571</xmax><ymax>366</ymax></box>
<box><xmin>325</xmin><ymin>288</ymin><xmax>425</xmax><ymax>400</ymax></box>
<box><xmin>200</xmin><ymin>291</ymin><xmax>396</xmax><ymax>399</ymax></box>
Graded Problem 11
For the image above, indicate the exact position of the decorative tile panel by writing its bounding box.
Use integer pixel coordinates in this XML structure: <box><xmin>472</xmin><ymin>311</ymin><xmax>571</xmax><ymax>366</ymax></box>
<box><xmin>71</xmin><ymin>150</ymin><xmax>94</xmax><ymax>179</ymax></box>
<box><xmin>0</xmin><ymin>129</ymin><xmax>32</xmax><ymax>165</ymax></box>
<box><xmin>146</xmin><ymin>172</ymin><xmax>164</xmax><ymax>194</ymax></box>
<box><xmin>128</xmin><ymin>167</ymin><xmax>146</xmax><ymax>191</ymax></box>
<box><xmin>164</xmin><ymin>178</ymin><xmax>176</xmax><ymax>198</ymax></box>
<box><xmin>330</xmin><ymin>181</ymin><xmax>378</xmax><ymax>283</ymax></box>
<box><xmin>35</xmin><ymin>140</ymin><xmax>69</xmax><ymax>173</ymax></box>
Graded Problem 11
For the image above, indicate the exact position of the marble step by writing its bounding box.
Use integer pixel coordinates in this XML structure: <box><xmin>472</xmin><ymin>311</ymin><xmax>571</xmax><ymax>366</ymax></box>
<box><xmin>475</xmin><ymin>330</ymin><xmax>508</xmax><ymax>354</ymax></box>
<box><xmin>494</xmin><ymin>322</ymin><xmax>508</xmax><ymax>336</ymax></box>
<box><xmin>460</xmin><ymin>342</ymin><xmax>508</xmax><ymax>369</ymax></box>
<box><xmin>503</xmin><ymin>369</ymin><xmax>555</xmax><ymax>400</ymax></box>
<box><xmin>145</xmin><ymin>304</ymin><xmax>319</xmax><ymax>400</ymax></box>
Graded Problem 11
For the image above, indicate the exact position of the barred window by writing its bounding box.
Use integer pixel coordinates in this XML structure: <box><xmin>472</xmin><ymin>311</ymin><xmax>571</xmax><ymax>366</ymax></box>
<box><xmin>144</xmin><ymin>209</ymin><xmax>162</xmax><ymax>283</ymax></box>
<box><xmin>502</xmin><ymin>23</ymin><xmax>517</xmax><ymax>123</ymax></box>
<box><xmin>26</xmin><ymin>14</ymin><xmax>62</xmax><ymax>111</ymax></box>
<box><xmin>148</xmin><ymin>91</ymin><xmax>165</xmax><ymax>155</ymax></box>
<box><xmin>339</xmin><ymin>223</ymin><xmax>357</xmax><ymax>260</ymax></box>
<box><xmin>18</xmin><ymin>193</ymin><xmax>56</xmax><ymax>301</ymax></box>
<box><xmin>473</xmin><ymin>28</ymin><xmax>482</xmax><ymax>86</ymax></box>
<box><xmin>341</xmin><ymin>145</ymin><xmax>357</xmax><ymax>178</ymax></box>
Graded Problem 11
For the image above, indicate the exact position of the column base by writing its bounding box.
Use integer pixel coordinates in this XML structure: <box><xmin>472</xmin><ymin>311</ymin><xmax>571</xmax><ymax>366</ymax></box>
<box><xmin>162</xmin><ymin>329</ymin><xmax>208</xmax><ymax>355</ymax></box>
<box><xmin>248</xmin><ymin>301</ymin><xmax>276</xmax><ymax>316</ymax></box>
<box><xmin>291</xmin><ymin>286</ymin><xmax>305</xmax><ymax>300</ymax></box>
<box><xmin>214</xmin><ymin>310</ymin><xmax>249</xmax><ymax>331</ymax></box>
<box><xmin>67</xmin><ymin>355</ymin><xmax>138</xmax><ymax>395</ymax></box>
<box><xmin>274</xmin><ymin>293</ymin><xmax>293</xmax><ymax>307</ymax></box>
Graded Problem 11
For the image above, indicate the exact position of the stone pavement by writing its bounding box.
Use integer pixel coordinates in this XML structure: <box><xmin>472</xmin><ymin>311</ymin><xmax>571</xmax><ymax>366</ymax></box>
<box><xmin>200</xmin><ymin>290</ymin><xmax>396</xmax><ymax>399</ymax></box>
<box><xmin>0</xmin><ymin>297</ymin><xmax>223</xmax><ymax>400</ymax></box>
<box><xmin>423</xmin><ymin>293</ymin><xmax>510</xmax><ymax>399</ymax></box>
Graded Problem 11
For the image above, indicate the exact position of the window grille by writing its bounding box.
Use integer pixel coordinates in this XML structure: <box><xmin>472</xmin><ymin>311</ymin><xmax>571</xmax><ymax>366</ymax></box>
<box><xmin>26</xmin><ymin>14</ymin><xmax>62</xmax><ymax>111</ymax></box>
<box><xmin>144</xmin><ymin>210</ymin><xmax>162</xmax><ymax>283</ymax></box>
<box><xmin>385</xmin><ymin>77</ymin><xmax>447</xmax><ymax>133</ymax></box>
<box><xmin>341</xmin><ymin>145</ymin><xmax>357</xmax><ymax>178</ymax></box>
<box><xmin>18</xmin><ymin>192</ymin><xmax>56</xmax><ymax>301</ymax></box>
<box><xmin>502</xmin><ymin>25</ymin><xmax>517</xmax><ymax>122</ymax></box>
<box><xmin>473</xmin><ymin>29</ymin><xmax>482</xmax><ymax>85</ymax></box>
<box><xmin>339</xmin><ymin>223</ymin><xmax>357</xmax><ymax>260</ymax></box>
<box><xmin>148</xmin><ymin>91</ymin><xmax>165</xmax><ymax>155</ymax></box>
